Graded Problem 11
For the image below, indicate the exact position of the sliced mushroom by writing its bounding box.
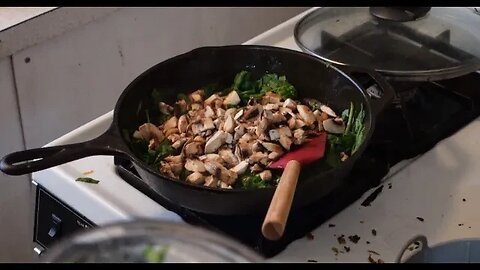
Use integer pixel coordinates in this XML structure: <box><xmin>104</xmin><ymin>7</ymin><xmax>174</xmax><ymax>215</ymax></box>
<box><xmin>288</xmin><ymin>117</ymin><xmax>296</xmax><ymax>130</ymax></box>
<box><xmin>164</xmin><ymin>128</ymin><xmax>179</xmax><ymax>137</ymax></box>
<box><xmin>184</xmin><ymin>141</ymin><xmax>204</xmax><ymax>158</ymax></box>
<box><xmin>234</xmin><ymin>109</ymin><xmax>244</xmax><ymax>120</ymax></box>
<box><xmin>230</xmin><ymin>160</ymin><xmax>249</xmax><ymax>175</ymax></box>
<box><xmin>190</xmin><ymin>103</ymin><xmax>203</xmax><ymax>111</ymax></box>
<box><xmin>272</xmin><ymin>112</ymin><xmax>287</xmax><ymax>124</ymax></box>
<box><xmin>262</xmin><ymin>92</ymin><xmax>282</xmax><ymax>104</ymax></box>
<box><xmin>169</xmin><ymin>162</ymin><xmax>184</xmax><ymax>176</ymax></box>
<box><xmin>205</xmin><ymin>94</ymin><xmax>220</xmax><ymax>106</ymax></box>
<box><xmin>278</xmin><ymin>126</ymin><xmax>292</xmax><ymax>137</ymax></box>
<box><xmin>185</xmin><ymin>159</ymin><xmax>206</xmax><ymax>173</ymax></box>
<box><xmin>163</xmin><ymin>116</ymin><xmax>178</xmax><ymax>132</ymax></box>
<box><xmin>264</xmin><ymin>103</ymin><xmax>279</xmax><ymax>111</ymax></box>
<box><xmin>256</xmin><ymin>117</ymin><xmax>269</xmax><ymax>138</ymax></box>
<box><xmin>198</xmin><ymin>153</ymin><xmax>224</xmax><ymax>165</ymax></box>
<box><xmin>159</xmin><ymin>102</ymin><xmax>173</xmax><ymax>115</ymax></box>
<box><xmin>204</xmin><ymin>175</ymin><xmax>217</xmax><ymax>188</ymax></box>
<box><xmin>148</xmin><ymin>138</ymin><xmax>160</xmax><ymax>150</ymax></box>
<box><xmin>138</xmin><ymin>123</ymin><xmax>163</xmax><ymax>141</ymax></box>
<box><xmin>225</xmin><ymin>133</ymin><xmax>234</xmax><ymax>145</ymax></box>
<box><xmin>260</xmin><ymin>141</ymin><xmax>284</xmax><ymax>155</ymax></box>
<box><xmin>191</xmin><ymin>122</ymin><xmax>204</xmax><ymax>135</ymax></box>
<box><xmin>202</xmin><ymin>117</ymin><xmax>215</xmax><ymax>131</ymax></box>
<box><xmin>279</xmin><ymin>107</ymin><xmax>295</xmax><ymax>118</ymax></box>
<box><xmin>243</xmin><ymin>105</ymin><xmax>261</xmax><ymax>121</ymax></box>
<box><xmin>295</xmin><ymin>119</ymin><xmax>306</xmax><ymax>129</ymax></box>
<box><xmin>252</xmin><ymin>141</ymin><xmax>263</xmax><ymax>152</ymax></box>
<box><xmin>223</xmin><ymin>114</ymin><xmax>236</xmax><ymax>133</ymax></box>
<box><xmin>223</xmin><ymin>90</ymin><xmax>241</xmax><ymax>106</ymax></box>
<box><xmin>233</xmin><ymin>124</ymin><xmax>246</xmax><ymax>142</ymax></box>
<box><xmin>234</xmin><ymin>145</ymin><xmax>244</xmax><ymax>161</ymax></box>
<box><xmin>297</xmin><ymin>105</ymin><xmax>316</xmax><ymax>126</ymax></box>
<box><xmin>250</xmin><ymin>164</ymin><xmax>264</xmax><ymax>173</ymax></box>
<box><xmin>164</xmin><ymin>155</ymin><xmax>183</xmax><ymax>164</ymax></box>
<box><xmin>293</xmin><ymin>129</ymin><xmax>307</xmax><ymax>145</ymax></box>
<box><xmin>189</xmin><ymin>90</ymin><xmax>204</xmax><ymax>103</ymax></box>
<box><xmin>172</xmin><ymin>137</ymin><xmax>188</xmax><ymax>150</ymax></box>
<box><xmin>239</xmin><ymin>133</ymin><xmax>253</xmax><ymax>144</ymax></box>
<box><xmin>238</xmin><ymin>141</ymin><xmax>253</xmax><ymax>157</ymax></box>
<box><xmin>186</xmin><ymin>172</ymin><xmax>205</xmax><ymax>185</ymax></box>
<box><xmin>323</xmin><ymin>118</ymin><xmax>346</xmax><ymax>134</ymax></box>
<box><xmin>178</xmin><ymin>115</ymin><xmax>189</xmax><ymax>133</ymax></box>
<box><xmin>249</xmin><ymin>152</ymin><xmax>269</xmax><ymax>166</ymax></box>
<box><xmin>320</xmin><ymin>105</ymin><xmax>337</xmax><ymax>118</ymax></box>
<box><xmin>269</xmin><ymin>129</ymin><xmax>281</xmax><ymax>141</ymax></box>
<box><xmin>204</xmin><ymin>105</ymin><xmax>215</xmax><ymax>118</ymax></box>
<box><xmin>219</xmin><ymin>149</ymin><xmax>239</xmax><ymax>167</ymax></box>
<box><xmin>216</xmin><ymin>107</ymin><xmax>226</xmax><ymax>118</ymax></box>
<box><xmin>204</xmin><ymin>161</ymin><xmax>237</xmax><ymax>185</ymax></box>
<box><xmin>219</xmin><ymin>181</ymin><xmax>233</xmax><ymax>189</ymax></box>
<box><xmin>283</xmin><ymin>98</ymin><xmax>297</xmax><ymax>109</ymax></box>
<box><xmin>279</xmin><ymin>135</ymin><xmax>293</xmax><ymax>151</ymax></box>
<box><xmin>204</xmin><ymin>131</ymin><xmax>227</xmax><ymax>154</ymax></box>
<box><xmin>340</xmin><ymin>152</ymin><xmax>349</xmax><ymax>162</ymax></box>
<box><xmin>259</xmin><ymin>170</ymin><xmax>272</xmax><ymax>181</ymax></box>
<box><xmin>159</xmin><ymin>162</ymin><xmax>176</xmax><ymax>179</ymax></box>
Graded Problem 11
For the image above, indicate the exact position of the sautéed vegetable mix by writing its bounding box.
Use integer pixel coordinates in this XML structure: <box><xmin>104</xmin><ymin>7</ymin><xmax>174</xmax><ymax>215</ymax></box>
<box><xmin>124</xmin><ymin>71</ymin><xmax>365</xmax><ymax>190</ymax></box>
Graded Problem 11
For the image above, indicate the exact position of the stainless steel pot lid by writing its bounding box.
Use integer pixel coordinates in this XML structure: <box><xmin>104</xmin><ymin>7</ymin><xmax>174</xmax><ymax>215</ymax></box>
<box><xmin>294</xmin><ymin>7</ymin><xmax>480</xmax><ymax>81</ymax></box>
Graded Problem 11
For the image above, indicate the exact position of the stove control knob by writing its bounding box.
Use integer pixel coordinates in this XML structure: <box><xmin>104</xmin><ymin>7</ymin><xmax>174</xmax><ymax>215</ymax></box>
<box><xmin>48</xmin><ymin>214</ymin><xmax>62</xmax><ymax>238</ymax></box>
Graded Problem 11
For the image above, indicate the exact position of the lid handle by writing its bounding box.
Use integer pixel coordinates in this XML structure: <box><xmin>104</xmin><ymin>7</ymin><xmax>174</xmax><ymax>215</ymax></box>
<box><xmin>370</xmin><ymin>7</ymin><xmax>431</xmax><ymax>22</ymax></box>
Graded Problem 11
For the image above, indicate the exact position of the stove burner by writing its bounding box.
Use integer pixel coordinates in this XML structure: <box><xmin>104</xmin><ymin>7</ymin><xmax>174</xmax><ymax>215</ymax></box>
<box><xmin>114</xmin><ymin>72</ymin><xmax>480</xmax><ymax>258</ymax></box>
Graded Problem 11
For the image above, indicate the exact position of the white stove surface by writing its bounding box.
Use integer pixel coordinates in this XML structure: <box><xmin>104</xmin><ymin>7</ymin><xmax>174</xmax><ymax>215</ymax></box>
<box><xmin>32</xmin><ymin>8</ymin><xmax>480</xmax><ymax>262</ymax></box>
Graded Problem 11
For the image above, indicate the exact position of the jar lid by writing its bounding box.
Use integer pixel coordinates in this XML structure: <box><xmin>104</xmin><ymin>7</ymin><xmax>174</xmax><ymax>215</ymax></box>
<box><xmin>294</xmin><ymin>7</ymin><xmax>480</xmax><ymax>81</ymax></box>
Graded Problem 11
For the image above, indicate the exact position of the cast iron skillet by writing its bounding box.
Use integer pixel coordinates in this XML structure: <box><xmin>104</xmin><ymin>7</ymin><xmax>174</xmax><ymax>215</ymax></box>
<box><xmin>0</xmin><ymin>45</ymin><xmax>394</xmax><ymax>216</ymax></box>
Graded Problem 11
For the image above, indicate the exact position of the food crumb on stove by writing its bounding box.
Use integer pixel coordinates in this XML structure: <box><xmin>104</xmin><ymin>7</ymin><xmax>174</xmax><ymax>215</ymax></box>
<box><xmin>344</xmin><ymin>246</ymin><xmax>351</xmax><ymax>252</ymax></box>
<box><xmin>469</xmin><ymin>226</ymin><xmax>472</xmax><ymax>229</ymax></box>
<box><xmin>348</xmin><ymin>235</ymin><xmax>361</xmax><ymax>244</ymax></box>
<box><xmin>372</xmin><ymin>229</ymin><xmax>377</xmax><ymax>236</ymax></box>
<box><xmin>82</xmin><ymin>170</ymin><xmax>94</xmax><ymax>175</ymax></box>
<box><xmin>306</xmin><ymin>232</ymin><xmax>315</xmax><ymax>240</ymax></box>
<box><xmin>416</xmin><ymin>217</ymin><xmax>425</xmax><ymax>222</ymax></box>
<box><xmin>463</xmin><ymin>198</ymin><xmax>466</xmax><ymax>202</ymax></box>
<box><xmin>368</xmin><ymin>254</ymin><xmax>384</xmax><ymax>264</ymax></box>
<box><xmin>388</xmin><ymin>183</ymin><xmax>392</xmax><ymax>189</ymax></box>
<box><xmin>328</xmin><ymin>224</ymin><xmax>336</xmax><ymax>227</ymax></box>
<box><xmin>75</xmin><ymin>177</ymin><xmax>100</xmax><ymax>184</ymax></box>
<box><xmin>366</xmin><ymin>241</ymin><xmax>370</xmax><ymax>244</ymax></box>
<box><xmin>361</xmin><ymin>185</ymin><xmax>384</xmax><ymax>207</ymax></box>
<box><xmin>368</xmin><ymin>250</ymin><xmax>380</xmax><ymax>255</ymax></box>
<box><xmin>337</xmin><ymin>235</ymin><xmax>346</xmax><ymax>245</ymax></box>
<box><xmin>332</xmin><ymin>247</ymin><xmax>339</xmax><ymax>256</ymax></box>
<box><xmin>307</xmin><ymin>259</ymin><xmax>317</xmax><ymax>262</ymax></box>
<box><xmin>458</xmin><ymin>223</ymin><xmax>464</xmax><ymax>226</ymax></box>
<box><xmin>360</xmin><ymin>221</ymin><xmax>364</xmax><ymax>224</ymax></box>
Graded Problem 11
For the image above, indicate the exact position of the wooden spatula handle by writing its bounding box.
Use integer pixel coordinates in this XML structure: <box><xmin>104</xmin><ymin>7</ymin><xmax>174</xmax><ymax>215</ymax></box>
<box><xmin>262</xmin><ymin>160</ymin><xmax>301</xmax><ymax>241</ymax></box>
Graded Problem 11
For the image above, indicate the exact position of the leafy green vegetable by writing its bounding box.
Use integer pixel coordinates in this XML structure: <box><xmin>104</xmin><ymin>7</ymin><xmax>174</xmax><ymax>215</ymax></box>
<box><xmin>231</xmin><ymin>70</ymin><xmax>297</xmax><ymax>104</ymax></box>
<box><xmin>179</xmin><ymin>168</ymin><xmax>193</xmax><ymax>181</ymax></box>
<box><xmin>157</xmin><ymin>113</ymin><xmax>170</xmax><ymax>125</ymax></box>
<box><xmin>75</xmin><ymin>177</ymin><xmax>100</xmax><ymax>184</ymax></box>
<box><xmin>306</xmin><ymin>98</ymin><xmax>322</xmax><ymax>111</ymax></box>
<box><xmin>258</xmin><ymin>73</ymin><xmax>297</xmax><ymax>99</ymax></box>
<box><xmin>144</xmin><ymin>245</ymin><xmax>169</xmax><ymax>263</ymax></box>
<box><xmin>239</xmin><ymin>171</ymin><xmax>272</xmax><ymax>189</ymax></box>
<box><xmin>145</xmin><ymin>140</ymin><xmax>175</xmax><ymax>167</ymax></box>
<box><xmin>151</xmin><ymin>89</ymin><xmax>163</xmax><ymax>106</ymax></box>
<box><xmin>325</xmin><ymin>103</ymin><xmax>366</xmax><ymax>167</ymax></box>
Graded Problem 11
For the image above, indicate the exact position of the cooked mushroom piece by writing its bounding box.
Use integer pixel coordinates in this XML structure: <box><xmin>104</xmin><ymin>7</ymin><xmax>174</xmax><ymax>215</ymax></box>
<box><xmin>249</xmin><ymin>152</ymin><xmax>269</xmax><ymax>165</ymax></box>
<box><xmin>262</xmin><ymin>92</ymin><xmax>282</xmax><ymax>104</ymax></box>
<box><xmin>185</xmin><ymin>159</ymin><xmax>206</xmax><ymax>173</ymax></box>
<box><xmin>260</xmin><ymin>141</ymin><xmax>284</xmax><ymax>155</ymax></box>
<box><xmin>137</xmin><ymin>123</ymin><xmax>165</xmax><ymax>142</ymax></box>
<box><xmin>256</xmin><ymin>117</ymin><xmax>269</xmax><ymax>137</ymax></box>
<box><xmin>223</xmin><ymin>114</ymin><xmax>236</xmax><ymax>133</ymax></box>
<box><xmin>186</xmin><ymin>172</ymin><xmax>205</xmax><ymax>185</ymax></box>
<box><xmin>320</xmin><ymin>105</ymin><xmax>337</xmax><ymax>118</ymax></box>
<box><xmin>233</xmin><ymin>124</ymin><xmax>246</xmax><ymax>142</ymax></box>
<box><xmin>163</xmin><ymin>116</ymin><xmax>178</xmax><ymax>132</ymax></box>
<box><xmin>174</xmin><ymin>99</ymin><xmax>188</xmax><ymax>116</ymax></box>
<box><xmin>278</xmin><ymin>126</ymin><xmax>292</xmax><ymax>137</ymax></box>
<box><xmin>184</xmin><ymin>142</ymin><xmax>204</xmax><ymax>158</ymax></box>
<box><xmin>271</xmin><ymin>112</ymin><xmax>287</xmax><ymax>124</ymax></box>
<box><xmin>172</xmin><ymin>137</ymin><xmax>188</xmax><ymax>150</ymax></box>
<box><xmin>178</xmin><ymin>115</ymin><xmax>189</xmax><ymax>133</ymax></box>
<box><xmin>243</xmin><ymin>105</ymin><xmax>261</xmax><ymax>121</ymax></box>
<box><xmin>160</xmin><ymin>162</ymin><xmax>176</xmax><ymax>179</ymax></box>
<box><xmin>164</xmin><ymin>128</ymin><xmax>179</xmax><ymax>137</ymax></box>
<box><xmin>202</xmin><ymin>117</ymin><xmax>215</xmax><ymax>131</ymax></box>
<box><xmin>297</xmin><ymin>105</ymin><xmax>316</xmax><ymax>126</ymax></box>
<box><xmin>189</xmin><ymin>90</ymin><xmax>204</xmax><ymax>103</ymax></box>
<box><xmin>204</xmin><ymin>175</ymin><xmax>217</xmax><ymax>188</ymax></box>
<box><xmin>268</xmin><ymin>151</ymin><xmax>282</xmax><ymax>161</ymax></box>
<box><xmin>250</xmin><ymin>164</ymin><xmax>264</xmax><ymax>173</ymax></box>
<box><xmin>204</xmin><ymin>161</ymin><xmax>237</xmax><ymax>185</ymax></box>
<box><xmin>264</xmin><ymin>103</ymin><xmax>279</xmax><ymax>111</ymax></box>
<box><xmin>158</xmin><ymin>102</ymin><xmax>173</xmax><ymax>115</ymax></box>
<box><xmin>164</xmin><ymin>155</ymin><xmax>183</xmax><ymax>164</ymax></box>
<box><xmin>191</xmin><ymin>122</ymin><xmax>204</xmax><ymax>135</ymax></box>
<box><xmin>269</xmin><ymin>129</ymin><xmax>281</xmax><ymax>141</ymax></box>
<box><xmin>205</xmin><ymin>94</ymin><xmax>220</xmax><ymax>106</ymax></box>
<box><xmin>219</xmin><ymin>149</ymin><xmax>239</xmax><ymax>167</ymax></box>
<box><xmin>323</xmin><ymin>118</ymin><xmax>346</xmax><ymax>134</ymax></box>
<box><xmin>287</xmin><ymin>117</ymin><xmax>296</xmax><ymax>130</ymax></box>
<box><xmin>148</xmin><ymin>138</ymin><xmax>160</xmax><ymax>150</ymax></box>
<box><xmin>230</xmin><ymin>160</ymin><xmax>249</xmax><ymax>175</ymax></box>
<box><xmin>205</xmin><ymin>131</ymin><xmax>228</xmax><ymax>154</ymax></box>
<box><xmin>283</xmin><ymin>98</ymin><xmax>297</xmax><ymax>109</ymax></box>
<box><xmin>223</xmin><ymin>90</ymin><xmax>241</xmax><ymax>106</ymax></box>
<box><xmin>279</xmin><ymin>135</ymin><xmax>293</xmax><ymax>151</ymax></box>
<box><xmin>293</xmin><ymin>129</ymin><xmax>307</xmax><ymax>145</ymax></box>
<box><xmin>234</xmin><ymin>109</ymin><xmax>244</xmax><ymax>120</ymax></box>
<box><xmin>204</xmin><ymin>105</ymin><xmax>215</xmax><ymax>118</ymax></box>
<box><xmin>216</xmin><ymin>107</ymin><xmax>226</xmax><ymax>118</ymax></box>
<box><xmin>259</xmin><ymin>170</ymin><xmax>272</xmax><ymax>181</ymax></box>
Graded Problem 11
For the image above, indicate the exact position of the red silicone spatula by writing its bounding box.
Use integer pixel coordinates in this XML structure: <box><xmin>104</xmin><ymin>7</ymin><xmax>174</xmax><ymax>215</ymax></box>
<box><xmin>262</xmin><ymin>132</ymin><xmax>327</xmax><ymax>241</ymax></box>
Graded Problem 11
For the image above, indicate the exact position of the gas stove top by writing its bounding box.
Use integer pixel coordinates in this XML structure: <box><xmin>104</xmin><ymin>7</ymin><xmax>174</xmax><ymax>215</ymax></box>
<box><xmin>112</xmin><ymin>71</ymin><xmax>480</xmax><ymax>258</ymax></box>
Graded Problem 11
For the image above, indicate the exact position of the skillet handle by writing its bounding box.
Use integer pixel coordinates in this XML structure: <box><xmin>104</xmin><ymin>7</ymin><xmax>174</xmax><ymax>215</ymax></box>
<box><xmin>0</xmin><ymin>126</ymin><xmax>127</xmax><ymax>176</ymax></box>
<box><xmin>339</xmin><ymin>65</ymin><xmax>395</xmax><ymax>117</ymax></box>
